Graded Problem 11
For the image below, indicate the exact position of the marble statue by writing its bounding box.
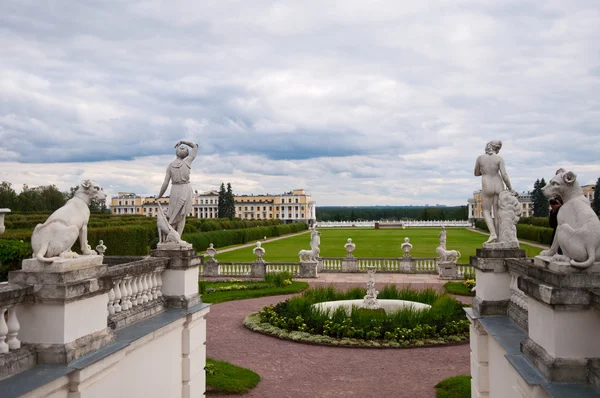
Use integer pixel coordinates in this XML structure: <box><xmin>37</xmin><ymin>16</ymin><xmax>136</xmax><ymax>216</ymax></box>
<box><xmin>253</xmin><ymin>241</ymin><xmax>265</xmax><ymax>261</ymax></box>
<box><xmin>363</xmin><ymin>267</ymin><xmax>380</xmax><ymax>309</ymax></box>
<box><xmin>344</xmin><ymin>238</ymin><xmax>356</xmax><ymax>257</ymax></box>
<box><xmin>493</xmin><ymin>190</ymin><xmax>521</xmax><ymax>247</ymax></box>
<box><xmin>299</xmin><ymin>230</ymin><xmax>320</xmax><ymax>261</ymax></box>
<box><xmin>474</xmin><ymin>140</ymin><xmax>516</xmax><ymax>244</ymax></box>
<box><xmin>401</xmin><ymin>237</ymin><xmax>412</xmax><ymax>258</ymax></box>
<box><xmin>156</xmin><ymin>202</ymin><xmax>185</xmax><ymax>244</ymax></box>
<box><xmin>0</xmin><ymin>208</ymin><xmax>9</xmax><ymax>235</ymax></box>
<box><xmin>158</xmin><ymin>140</ymin><xmax>198</xmax><ymax>236</ymax></box>
<box><xmin>439</xmin><ymin>226</ymin><xmax>447</xmax><ymax>249</ymax></box>
<box><xmin>31</xmin><ymin>180</ymin><xmax>106</xmax><ymax>262</ymax></box>
<box><xmin>206</xmin><ymin>243</ymin><xmax>217</xmax><ymax>260</ymax></box>
<box><xmin>95</xmin><ymin>240</ymin><xmax>107</xmax><ymax>256</ymax></box>
<box><xmin>539</xmin><ymin>169</ymin><xmax>600</xmax><ymax>268</ymax></box>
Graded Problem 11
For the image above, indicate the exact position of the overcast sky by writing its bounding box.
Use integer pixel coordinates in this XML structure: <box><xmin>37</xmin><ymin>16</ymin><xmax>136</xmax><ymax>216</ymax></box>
<box><xmin>1</xmin><ymin>0</ymin><xmax>599</xmax><ymax>206</ymax></box>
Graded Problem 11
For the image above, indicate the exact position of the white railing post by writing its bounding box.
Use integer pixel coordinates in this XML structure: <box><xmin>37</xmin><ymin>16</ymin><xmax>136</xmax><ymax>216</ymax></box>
<box><xmin>0</xmin><ymin>307</ymin><xmax>9</xmax><ymax>353</ymax></box>
<box><xmin>6</xmin><ymin>307</ymin><xmax>21</xmax><ymax>350</ymax></box>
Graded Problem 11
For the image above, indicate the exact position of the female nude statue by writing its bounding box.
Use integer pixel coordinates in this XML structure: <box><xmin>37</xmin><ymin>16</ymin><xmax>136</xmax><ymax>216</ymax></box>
<box><xmin>158</xmin><ymin>140</ymin><xmax>198</xmax><ymax>235</ymax></box>
<box><xmin>474</xmin><ymin>140</ymin><xmax>516</xmax><ymax>243</ymax></box>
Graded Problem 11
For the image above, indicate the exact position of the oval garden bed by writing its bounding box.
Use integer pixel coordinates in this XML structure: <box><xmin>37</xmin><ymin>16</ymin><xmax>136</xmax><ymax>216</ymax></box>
<box><xmin>244</xmin><ymin>285</ymin><xmax>470</xmax><ymax>348</ymax></box>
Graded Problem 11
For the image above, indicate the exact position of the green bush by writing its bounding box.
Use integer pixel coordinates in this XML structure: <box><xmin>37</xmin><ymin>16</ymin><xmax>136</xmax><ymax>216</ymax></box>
<box><xmin>519</xmin><ymin>217</ymin><xmax>550</xmax><ymax>228</ymax></box>
<box><xmin>183</xmin><ymin>222</ymin><xmax>308</xmax><ymax>252</ymax></box>
<box><xmin>516</xmin><ymin>224</ymin><xmax>553</xmax><ymax>245</ymax></box>
<box><xmin>258</xmin><ymin>286</ymin><xmax>469</xmax><ymax>343</ymax></box>
<box><xmin>474</xmin><ymin>219</ymin><xmax>488</xmax><ymax>232</ymax></box>
<box><xmin>264</xmin><ymin>271</ymin><xmax>294</xmax><ymax>287</ymax></box>
<box><xmin>0</xmin><ymin>240</ymin><xmax>32</xmax><ymax>282</ymax></box>
<box><xmin>86</xmin><ymin>225</ymin><xmax>156</xmax><ymax>255</ymax></box>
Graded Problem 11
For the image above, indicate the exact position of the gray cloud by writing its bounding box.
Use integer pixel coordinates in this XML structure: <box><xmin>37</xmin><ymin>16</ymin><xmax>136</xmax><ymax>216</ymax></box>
<box><xmin>1</xmin><ymin>0</ymin><xmax>600</xmax><ymax>205</ymax></box>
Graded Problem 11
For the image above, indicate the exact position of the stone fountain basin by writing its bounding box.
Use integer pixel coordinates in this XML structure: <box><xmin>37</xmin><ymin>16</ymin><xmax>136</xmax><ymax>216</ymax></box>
<box><xmin>313</xmin><ymin>299</ymin><xmax>431</xmax><ymax>316</ymax></box>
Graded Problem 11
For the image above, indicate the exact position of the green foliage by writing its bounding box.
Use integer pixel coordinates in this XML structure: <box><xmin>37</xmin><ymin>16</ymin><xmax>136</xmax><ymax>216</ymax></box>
<box><xmin>532</xmin><ymin>178</ymin><xmax>549</xmax><ymax>217</ymax></box>
<box><xmin>184</xmin><ymin>222</ymin><xmax>307</xmax><ymax>252</ymax></box>
<box><xmin>264</xmin><ymin>271</ymin><xmax>294</xmax><ymax>287</ymax></box>
<box><xmin>86</xmin><ymin>225</ymin><xmax>156</xmax><ymax>255</ymax></box>
<box><xmin>519</xmin><ymin>217</ymin><xmax>550</xmax><ymax>228</ymax></box>
<box><xmin>435</xmin><ymin>375</ymin><xmax>471</xmax><ymax>398</ymax></box>
<box><xmin>516</xmin><ymin>224</ymin><xmax>553</xmax><ymax>245</ymax></box>
<box><xmin>444</xmin><ymin>282</ymin><xmax>475</xmax><ymax>297</ymax></box>
<box><xmin>317</xmin><ymin>206</ymin><xmax>468</xmax><ymax>222</ymax></box>
<box><xmin>205</xmin><ymin>357</ymin><xmax>260</xmax><ymax>394</ymax></box>
<box><xmin>258</xmin><ymin>286</ymin><xmax>469</xmax><ymax>343</ymax></box>
<box><xmin>474</xmin><ymin>219</ymin><xmax>488</xmax><ymax>231</ymax></box>
<box><xmin>217</xmin><ymin>183</ymin><xmax>227</xmax><ymax>218</ymax></box>
<box><xmin>199</xmin><ymin>281</ymin><xmax>308</xmax><ymax>304</ymax></box>
<box><xmin>225</xmin><ymin>183</ymin><xmax>235</xmax><ymax>219</ymax></box>
<box><xmin>593</xmin><ymin>177</ymin><xmax>600</xmax><ymax>216</ymax></box>
<box><xmin>0</xmin><ymin>240</ymin><xmax>32</xmax><ymax>282</ymax></box>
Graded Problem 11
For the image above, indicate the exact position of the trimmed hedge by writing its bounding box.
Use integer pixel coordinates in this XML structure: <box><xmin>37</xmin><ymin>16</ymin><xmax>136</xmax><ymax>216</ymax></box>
<box><xmin>183</xmin><ymin>223</ymin><xmax>308</xmax><ymax>252</ymax></box>
<box><xmin>0</xmin><ymin>240</ymin><xmax>32</xmax><ymax>282</ymax></box>
<box><xmin>518</xmin><ymin>217</ymin><xmax>550</xmax><ymax>228</ymax></box>
<box><xmin>87</xmin><ymin>225</ymin><xmax>156</xmax><ymax>256</ymax></box>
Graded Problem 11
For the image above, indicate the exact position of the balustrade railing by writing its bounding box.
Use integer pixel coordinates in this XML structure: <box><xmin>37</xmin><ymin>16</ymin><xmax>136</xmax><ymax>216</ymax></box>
<box><xmin>218</xmin><ymin>263</ymin><xmax>253</xmax><ymax>276</ymax></box>
<box><xmin>265</xmin><ymin>263</ymin><xmax>300</xmax><ymax>275</ymax></box>
<box><xmin>413</xmin><ymin>258</ymin><xmax>437</xmax><ymax>272</ymax></box>
<box><xmin>321</xmin><ymin>258</ymin><xmax>343</xmax><ymax>272</ymax></box>
<box><xmin>107</xmin><ymin>257</ymin><xmax>167</xmax><ymax>329</ymax></box>
<box><xmin>0</xmin><ymin>283</ymin><xmax>33</xmax><ymax>356</ymax></box>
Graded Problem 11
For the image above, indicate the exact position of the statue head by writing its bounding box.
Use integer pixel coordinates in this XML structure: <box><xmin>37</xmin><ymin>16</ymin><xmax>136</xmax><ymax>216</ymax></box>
<box><xmin>176</xmin><ymin>145</ymin><xmax>189</xmax><ymax>159</ymax></box>
<box><xmin>404</xmin><ymin>237</ymin><xmax>410</xmax><ymax>243</ymax></box>
<box><xmin>256</xmin><ymin>241</ymin><xmax>262</xmax><ymax>247</ymax></box>
<box><xmin>347</xmin><ymin>238</ymin><xmax>352</xmax><ymax>243</ymax></box>
<box><xmin>485</xmin><ymin>140</ymin><xmax>502</xmax><ymax>155</ymax></box>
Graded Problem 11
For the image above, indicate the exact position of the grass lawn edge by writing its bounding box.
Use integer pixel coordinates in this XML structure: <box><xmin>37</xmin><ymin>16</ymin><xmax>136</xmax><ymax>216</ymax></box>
<box><xmin>444</xmin><ymin>281</ymin><xmax>475</xmax><ymax>297</ymax></box>
<box><xmin>206</xmin><ymin>357</ymin><xmax>260</xmax><ymax>394</ymax></box>
<box><xmin>201</xmin><ymin>281</ymin><xmax>309</xmax><ymax>304</ymax></box>
<box><xmin>434</xmin><ymin>375</ymin><xmax>471</xmax><ymax>398</ymax></box>
<box><xmin>243</xmin><ymin>312</ymin><xmax>469</xmax><ymax>349</ymax></box>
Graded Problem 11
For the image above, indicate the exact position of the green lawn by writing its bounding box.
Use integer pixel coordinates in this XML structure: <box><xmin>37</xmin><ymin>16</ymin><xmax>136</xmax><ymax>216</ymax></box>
<box><xmin>435</xmin><ymin>375</ymin><xmax>471</xmax><ymax>398</ymax></box>
<box><xmin>200</xmin><ymin>281</ymin><xmax>309</xmax><ymax>304</ymax></box>
<box><xmin>444</xmin><ymin>282</ymin><xmax>475</xmax><ymax>296</ymax></box>
<box><xmin>206</xmin><ymin>357</ymin><xmax>260</xmax><ymax>394</ymax></box>
<box><xmin>213</xmin><ymin>228</ymin><xmax>544</xmax><ymax>264</ymax></box>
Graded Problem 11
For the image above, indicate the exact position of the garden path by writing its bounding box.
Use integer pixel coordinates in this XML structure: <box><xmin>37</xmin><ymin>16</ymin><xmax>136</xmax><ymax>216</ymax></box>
<box><xmin>206</xmin><ymin>280</ymin><xmax>470</xmax><ymax>398</ymax></box>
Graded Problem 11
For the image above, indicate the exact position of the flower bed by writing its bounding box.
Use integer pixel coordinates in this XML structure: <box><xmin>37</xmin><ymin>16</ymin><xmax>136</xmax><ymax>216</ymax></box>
<box><xmin>245</xmin><ymin>285</ymin><xmax>470</xmax><ymax>348</ymax></box>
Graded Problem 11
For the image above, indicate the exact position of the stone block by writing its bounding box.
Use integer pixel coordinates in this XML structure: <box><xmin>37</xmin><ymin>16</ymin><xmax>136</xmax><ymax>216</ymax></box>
<box><xmin>438</xmin><ymin>261</ymin><xmax>457</xmax><ymax>280</ymax></box>
<box><xmin>203</xmin><ymin>260</ymin><xmax>219</xmax><ymax>277</ymax></box>
<box><xmin>476</xmin><ymin>270</ymin><xmax>511</xmax><ymax>301</ymax></box>
<box><xmin>21</xmin><ymin>255</ymin><xmax>103</xmax><ymax>273</ymax></box>
<box><xmin>472</xmin><ymin>296</ymin><xmax>509</xmax><ymax>316</ymax></box>
<box><xmin>299</xmin><ymin>261</ymin><xmax>318</xmax><ymax>278</ymax></box>
<box><xmin>0</xmin><ymin>345</ymin><xmax>36</xmax><ymax>380</ymax></box>
<box><xmin>399</xmin><ymin>259</ymin><xmax>413</xmax><ymax>272</ymax></box>
<box><xmin>251</xmin><ymin>261</ymin><xmax>266</xmax><ymax>278</ymax></box>
<box><xmin>151</xmin><ymin>248</ymin><xmax>200</xmax><ymax>270</ymax></box>
<box><xmin>470</xmin><ymin>351</ymin><xmax>489</xmax><ymax>393</ymax></box>
<box><xmin>342</xmin><ymin>258</ymin><xmax>358</xmax><ymax>273</ymax></box>
<box><xmin>35</xmin><ymin>328</ymin><xmax>115</xmax><ymax>364</ymax></box>
<box><xmin>475</xmin><ymin>248</ymin><xmax>526</xmax><ymax>259</ymax></box>
<box><xmin>182</xmin><ymin>344</ymin><xmax>206</xmax><ymax>382</ymax></box>
<box><xmin>470</xmin><ymin>324</ymin><xmax>489</xmax><ymax>363</ymax></box>
<box><xmin>183</xmin><ymin>316</ymin><xmax>206</xmax><ymax>356</ymax></box>
<box><xmin>521</xmin><ymin>338</ymin><xmax>588</xmax><ymax>382</ymax></box>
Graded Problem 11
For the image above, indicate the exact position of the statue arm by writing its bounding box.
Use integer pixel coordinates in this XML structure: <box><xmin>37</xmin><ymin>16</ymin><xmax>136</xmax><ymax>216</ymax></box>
<box><xmin>158</xmin><ymin>167</ymin><xmax>171</xmax><ymax>198</ymax></box>
<box><xmin>180</xmin><ymin>141</ymin><xmax>199</xmax><ymax>163</ymax></box>
<box><xmin>499</xmin><ymin>158</ymin><xmax>514</xmax><ymax>191</ymax></box>
<box><xmin>474</xmin><ymin>157</ymin><xmax>482</xmax><ymax>176</ymax></box>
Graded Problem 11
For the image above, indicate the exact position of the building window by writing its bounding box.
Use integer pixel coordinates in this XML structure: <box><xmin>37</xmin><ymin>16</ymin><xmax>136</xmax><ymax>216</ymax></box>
<box><xmin>119</xmin><ymin>201</ymin><xmax>122</xmax><ymax>205</ymax></box>
<box><xmin>289</xmin><ymin>199</ymin><xmax>292</xmax><ymax>203</ymax></box>
<box><xmin>295</xmin><ymin>198</ymin><xmax>298</xmax><ymax>203</ymax></box>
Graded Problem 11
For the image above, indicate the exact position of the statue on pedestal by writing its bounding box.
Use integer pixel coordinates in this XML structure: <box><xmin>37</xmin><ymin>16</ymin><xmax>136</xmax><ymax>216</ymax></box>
<box><xmin>344</xmin><ymin>238</ymin><xmax>356</xmax><ymax>257</ymax></box>
<box><xmin>401</xmin><ymin>237</ymin><xmax>412</xmax><ymax>258</ymax></box>
<box><xmin>474</xmin><ymin>140</ymin><xmax>517</xmax><ymax>244</ymax></box>
<box><xmin>158</xmin><ymin>140</ymin><xmax>198</xmax><ymax>236</ymax></box>
<box><xmin>539</xmin><ymin>169</ymin><xmax>600</xmax><ymax>269</ymax></box>
<box><xmin>253</xmin><ymin>241</ymin><xmax>265</xmax><ymax>262</ymax></box>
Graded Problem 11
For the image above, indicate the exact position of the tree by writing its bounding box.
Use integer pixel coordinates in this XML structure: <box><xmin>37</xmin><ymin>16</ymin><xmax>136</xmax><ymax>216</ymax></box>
<box><xmin>532</xmin><ymin>178</ymin><xmax>549</xmax><ymax>217</ymax></box>
<box><xmin>0</xmin><ymin>182</ymin><xmax>17</xmax><ymax>209</ymax></box>
<box><xmin>225</xmin><ymin>183</ymin><xmax>235</xmax><ymax>219</ymax></box>
<box><xmin>217</xmin><ymin>183</ymin><xmax>227</xmax><ymax>218</ymax></box>
<box><xmin>593</xmin><ymin>177</ymin><xmax>600</xmax><ymax>216</ymax></box>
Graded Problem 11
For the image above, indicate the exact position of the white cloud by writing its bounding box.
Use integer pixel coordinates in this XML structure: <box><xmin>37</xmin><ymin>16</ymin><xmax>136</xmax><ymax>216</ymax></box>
<box><xmin>1</xmin><ymin>0</ymin><xmax>599</xmax><ymax>206</ymax></box>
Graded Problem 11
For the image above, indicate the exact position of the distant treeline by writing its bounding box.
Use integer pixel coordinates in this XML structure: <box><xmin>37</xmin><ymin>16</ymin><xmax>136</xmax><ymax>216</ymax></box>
<box><xmin>316</xmin><ymin>206</ymin><xmax>468</xmax><ymax>222</ymax></box>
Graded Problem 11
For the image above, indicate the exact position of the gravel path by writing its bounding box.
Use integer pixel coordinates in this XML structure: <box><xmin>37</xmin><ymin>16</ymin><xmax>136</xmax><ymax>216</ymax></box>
<box><xmin>206</xmin><ymin>287</ymin><xmax>470</xmax><ymax>398</ymax></box>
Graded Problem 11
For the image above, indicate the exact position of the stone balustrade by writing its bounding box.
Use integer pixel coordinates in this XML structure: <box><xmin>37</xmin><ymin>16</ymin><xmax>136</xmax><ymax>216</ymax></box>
<box><xmin>265</xmin><ymin>263</ymin><xmax>301</xmax><ymax>275</ymax></box>
<box><xmin>106</xmin><ymin>256</ymin><xmax>168</xmax><ymax>330</ymax></box>
<box><xmin>0</xmin><ymin>282</ymin><xmax>35</xmax><ymax>379</ymax></box>
<box><xmin>218</xmin><ymin>263</ymin><xmax>253</xmax><ymax>277</ymax></box>
<box><xmin>317</xmin><ymin>220</ymin><xmax>470</xmax><ymax>228</ymax></box>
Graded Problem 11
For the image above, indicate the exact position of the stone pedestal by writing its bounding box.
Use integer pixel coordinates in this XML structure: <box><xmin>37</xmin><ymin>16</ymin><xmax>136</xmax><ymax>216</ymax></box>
<box><xmin>251</xmin><ymin>261</ymin><xmax>266</xmax><ymax>278</ymax></box>
<box><xmin>437</xmin><ymin>261</ymin><xmax>458</xmax><ymax>280</ymax></box>
<box><xmin>151</xmin><ymin>248</ymin><xmax>201</xmax><ymax>309</ymax></box>
<box><xmin>399</xmin><ymin>258</ymin><xmax>413</xmax><ymax>272</ymax></box>
<box><xmin>299</xmin><ymin>261</ymin><xmax>318</xmax><ymax>278</ymax></box>
<box><xmin>470</xmin><ymin>247</ymin><xmax>526</xmax><ymax>316</ymax></box>
<box><xmin>342</xmin><ymin>258</ymin><xmax>358</xmax><ymax>272</ymax></box>
<box><xmin>203</xmin><ymin>259</ymin><xmax>219</xmax><ymax>277</ymax></box>
<box><xmin>518</xmin><ymin>256</ymin><xmax>600</xmax><ymax>383</ymax></box>
<box><xmin>8</xmin><ymin>256</ymin><xmax>114</xmax><ymax>364</ymax></box>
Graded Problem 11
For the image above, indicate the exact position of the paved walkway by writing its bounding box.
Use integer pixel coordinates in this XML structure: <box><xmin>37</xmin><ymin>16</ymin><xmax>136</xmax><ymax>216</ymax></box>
<box><xmin>206</xmin><ymin>279</ymin><xmax>471</xmax><ymax>398</ymax></box>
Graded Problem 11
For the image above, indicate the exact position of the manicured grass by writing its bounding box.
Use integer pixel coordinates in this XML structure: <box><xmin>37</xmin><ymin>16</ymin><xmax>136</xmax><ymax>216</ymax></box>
<box><xmin>214</xmin><ymin>228</ymin><xmax>544</xmax><ymax>264</ymax></box>
<box><xmin>435</xmin><ymin>375</ymin><xmax>471</xmax><ymax>398</ymax></box>
<box><xmin>206</xmin><ymin>357</ymin><xmax>260</xmax><ymax>394</ymax></box>
<box><xmin>444</xmin><ymin>282</ymin><xmax>475</xmax><ymax>297</ymax></box>
<box><xmin>200</xmin><ymin>281</ymin><xmax>309</xmax><ymax>304</ymax></box>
